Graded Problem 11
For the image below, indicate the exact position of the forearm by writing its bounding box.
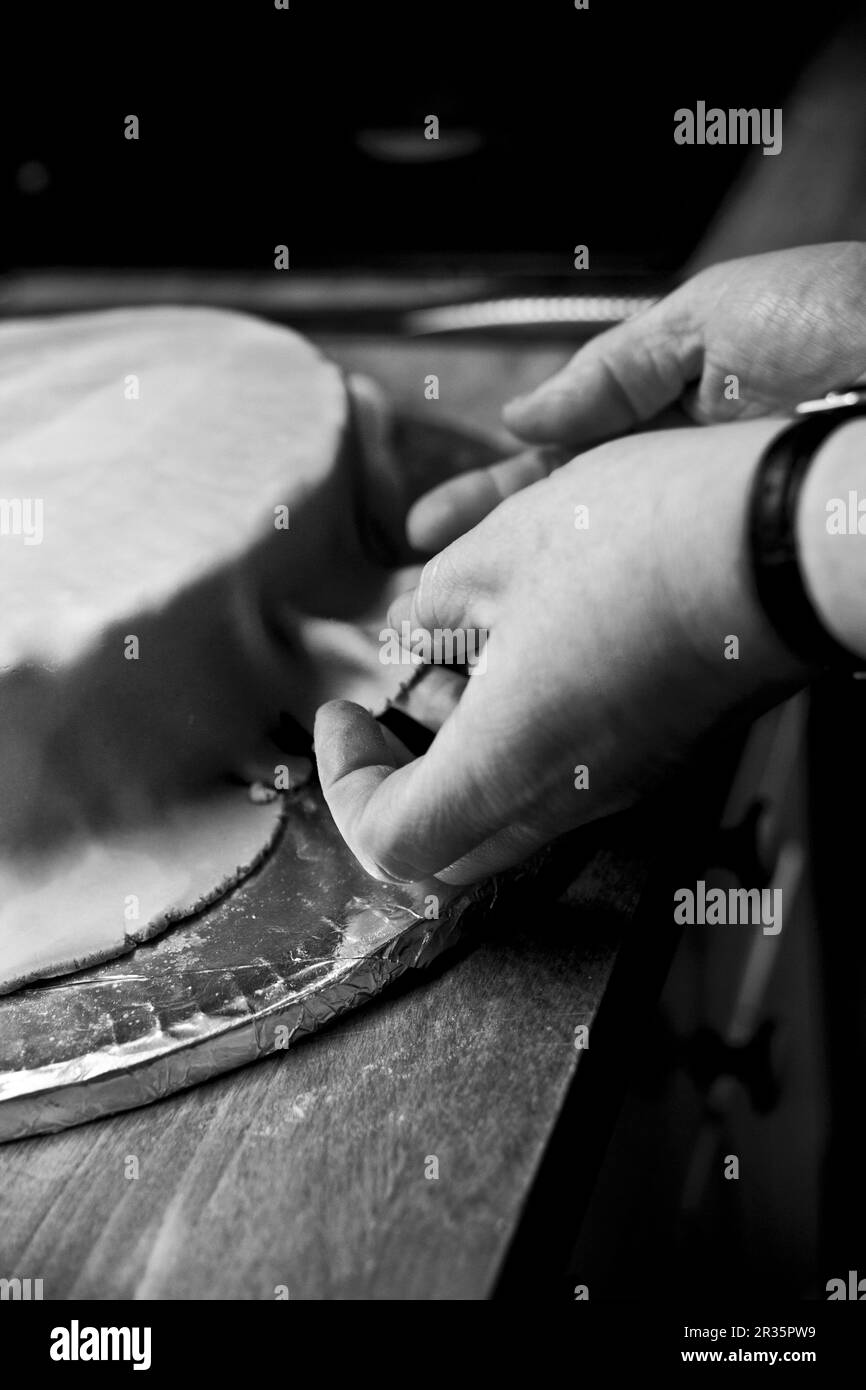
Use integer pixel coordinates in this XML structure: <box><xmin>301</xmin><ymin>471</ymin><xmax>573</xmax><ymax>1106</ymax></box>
<box><xmin>652</xmin><ymin>420</ymin><xmax>810</xmax><ymax>703</ymax></box>
<box><xmin>653</xmin><ymin>416</ymin><xmax>865</xmax><ymax>712</ymax></box>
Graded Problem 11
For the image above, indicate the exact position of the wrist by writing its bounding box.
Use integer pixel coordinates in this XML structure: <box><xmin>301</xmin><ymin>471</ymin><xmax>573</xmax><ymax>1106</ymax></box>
<box><xmin>657</xmin><ymin>420</ymin><xmax>811</xmax><ymax>699</ymax></box>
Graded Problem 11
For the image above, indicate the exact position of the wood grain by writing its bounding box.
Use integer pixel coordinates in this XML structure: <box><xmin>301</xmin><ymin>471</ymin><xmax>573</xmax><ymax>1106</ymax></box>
<box><xmin>0</xmin><ymin>852</ymin><xmax>640</xmax><ymax>1300</ymax></box>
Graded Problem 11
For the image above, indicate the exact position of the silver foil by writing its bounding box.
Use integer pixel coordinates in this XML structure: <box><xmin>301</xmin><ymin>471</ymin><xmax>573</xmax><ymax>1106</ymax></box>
<box><xmin>0</xmin><ymin>784</ymin><xmax>492</xmax><ymax>1141</ymax></box>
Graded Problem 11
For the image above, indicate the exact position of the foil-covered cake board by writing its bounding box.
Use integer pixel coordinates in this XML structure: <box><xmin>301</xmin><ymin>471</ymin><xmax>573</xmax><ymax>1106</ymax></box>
<box><xmin>0</xmin><ymin>783</ymin><xmax>492</xmax><ymax>1142</ymax></box>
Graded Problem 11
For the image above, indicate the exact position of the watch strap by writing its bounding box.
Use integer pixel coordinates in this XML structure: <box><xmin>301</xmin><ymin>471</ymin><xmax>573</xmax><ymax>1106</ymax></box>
<box><xmin>748</xmin><ymin>400</ymin><xmax>866</xmax><ymax>675</ymax></box>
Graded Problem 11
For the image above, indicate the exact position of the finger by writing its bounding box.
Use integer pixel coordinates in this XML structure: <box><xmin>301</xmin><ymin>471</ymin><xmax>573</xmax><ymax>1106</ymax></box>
<box><xmin>389</xmin><ymin>411</ymin><xmax>504</xmax><ymax>504</ymax></box>
<box><xmin>435</xmin><ymin>820</ymin><xmax>551</xmax><ymax>885</ymax></box>
<box><xmin>385</xmin><ymin>553</ymin><xmax>490</xmax><ymax>674</ymax></box>
<box><xmin>393</xmin><ymin>666</ymin><xmax>467</xmax><ymax>731</ymax></box>
<box><xmin>315</xmin><ymin>680</ymin><xmax>514</xmax><ymax>883</ymax></box>
<box><xmin>314</xmin><ymin>701</ymin><xmax>412</xmax><ymax>881</ymax></box>
<box><xmin>386</xmin><ymin>548</ymin><xmax>475</xmax><ymax>645</ymax></box>
<box><xmin>377</xmin><ymin>720</ymin><xmax>419</xmax><ymax>767</ymax></box>
<box><xmin>406</xmin><ymin>446</ymin><xmax>568</xmax><ymax>552</ymax></box>
<box><xmin>502</xmin><ymin>290</ymin><xmax>702</xmax><ymax>447</ymax></box>
<box><xmin>346</xmin><ymin>375</ymin><xmax>503</xmax><ymax>562</ymax></box>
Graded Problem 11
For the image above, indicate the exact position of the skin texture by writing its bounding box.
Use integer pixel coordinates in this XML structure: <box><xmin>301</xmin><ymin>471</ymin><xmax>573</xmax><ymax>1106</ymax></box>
<box><xmin>316</xmin><ymin>422</ymin><xmax>808</xmax><ymax>885</ymax></box>
<box><xmin>409</xmin><ymin>242</ymin><xmax>866</xmax><ymax>553</ymax></box>
<box><xmin>316</xmin><ymin>244</ymin><xmax>866</xmax><ymax>886</ymax></box>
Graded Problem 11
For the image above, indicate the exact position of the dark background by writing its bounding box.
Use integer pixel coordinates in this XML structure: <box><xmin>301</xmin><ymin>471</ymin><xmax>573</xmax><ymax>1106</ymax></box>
<box><xmin>1</xmin><ymin>0</ymin><xmax>851</xmax><ymax>277</ymax></box>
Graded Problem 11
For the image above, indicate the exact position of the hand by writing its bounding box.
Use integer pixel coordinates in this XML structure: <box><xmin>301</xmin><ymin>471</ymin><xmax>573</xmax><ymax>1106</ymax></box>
<box><xmin>315</xmin><ymin>420</ymin><xmax>808</xmax><ymax>885</ymax></box>
<box><xmin>507</xmin><ymin>242</ymin><xmax>866</xmax><ymax>439</ymax></box>
<box><xmin>408</xmin><ymin>243</ymin><xmax>866</xmax><ymax>552</ymax></box>
<box><xmin>253</xmin><ymin>373</ymin><xmax>502</xmax><ymax>730</ymax></box>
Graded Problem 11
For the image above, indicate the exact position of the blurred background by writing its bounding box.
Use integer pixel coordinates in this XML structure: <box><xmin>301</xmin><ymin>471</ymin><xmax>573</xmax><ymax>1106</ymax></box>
<box><xmin>2</xmin><ymin>0</ymin><xmax>862</xmax><ymax>311</ymax></box>
<box><xmin>2</xmin><ymin>0</ymin><xmax>865</xmax><ymax>1300</ymax></box>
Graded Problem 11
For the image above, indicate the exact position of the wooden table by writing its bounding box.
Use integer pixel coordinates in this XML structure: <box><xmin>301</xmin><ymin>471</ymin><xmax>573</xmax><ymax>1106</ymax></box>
<box><xmin>0</xmin><ymin>803</ymin><xmax>707</xmax><ymax>1300</ymax></box>
<box><xmin>0</xmin><ymin>600</ymin><xmax>726</xmax><ymax>1307</ymax></box>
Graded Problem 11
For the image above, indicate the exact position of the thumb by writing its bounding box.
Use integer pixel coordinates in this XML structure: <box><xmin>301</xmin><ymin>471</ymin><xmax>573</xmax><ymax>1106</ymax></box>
<box><xmin>503</xmin><ymin>287</ymin><xmax>702</xmax><ymax>448</ymax></box>
<box><xmin>406</xmin><ymin>445</ymin><xmax>568</xmax><ymax>554</ymax></box>
<box><xmin>316</xmin><ymin>548</ymin><xmax>525</xmax><ymax>883</ymax></box>
<box><xmin>314</xmin><ymin>685</ymin><xmax>510</xmax><ymax>884</ymax></box>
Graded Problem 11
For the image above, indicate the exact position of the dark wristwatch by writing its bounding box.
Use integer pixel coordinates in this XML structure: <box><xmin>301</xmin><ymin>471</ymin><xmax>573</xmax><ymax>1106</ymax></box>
<box><xmin>748</xmin><ymin>385</ymin><xmax>866</xmax><ymax>677</ymax></box>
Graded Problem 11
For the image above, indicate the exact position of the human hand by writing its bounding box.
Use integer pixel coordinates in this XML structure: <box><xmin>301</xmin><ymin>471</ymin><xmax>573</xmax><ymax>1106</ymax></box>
<box><xmin>315</xmin><ymin>419</ymin><xmax>807</xmax><ymax>885</ymax></box>
<box><xmin>408</xmin><ymin>243</ymin><xmax>866</xmax><ymax>552</ymax></box>
<box><xmin>506</xmin><ymin>242</ymin><xmax>866</xmax><ymax>439</ymax></box>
